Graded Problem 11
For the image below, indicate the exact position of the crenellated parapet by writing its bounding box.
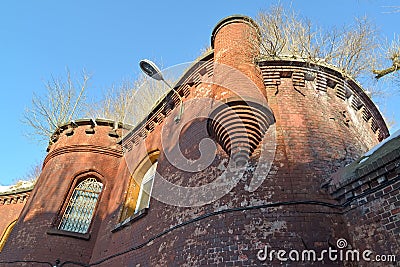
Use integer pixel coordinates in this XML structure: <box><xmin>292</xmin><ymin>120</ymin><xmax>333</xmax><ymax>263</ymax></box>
<box><xmin>44</xmin><ymin>119</ymin><xmax>130</xmax><ymax>166</ymax></box>
<box><xmin>259</xmin><ymin>59</ymin><xmax>389</xmax><ymax>144</ymax></box>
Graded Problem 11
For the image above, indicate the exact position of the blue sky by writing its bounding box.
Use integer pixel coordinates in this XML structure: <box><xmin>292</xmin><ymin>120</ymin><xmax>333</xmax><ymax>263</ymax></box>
<box><xmin>0</xmin><ymin>0</ymin><xmax>399</xmax><ymax>186</ymax></box>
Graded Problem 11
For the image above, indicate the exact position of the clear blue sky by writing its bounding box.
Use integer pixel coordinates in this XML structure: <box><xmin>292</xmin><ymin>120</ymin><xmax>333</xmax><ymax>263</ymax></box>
<box><xmin>0</xmin><ymin>0</ymin><xmax>399</xmax><ymax>186</ymax></box>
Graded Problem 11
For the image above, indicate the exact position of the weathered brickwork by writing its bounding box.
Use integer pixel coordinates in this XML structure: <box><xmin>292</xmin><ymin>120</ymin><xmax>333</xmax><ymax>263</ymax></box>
<box><xmin>0</xmin><ymin>15</ymin><xmax>397</xmax><ymax>267</ymax></box>
<box><xmin>330</xmin><ymin>138</ymin><xmax>400</xmax><ymax>262</ymax></box>
<box><xmin>0</xmin><ymin>189</ymin><xmax>31</xmax><ymax>252</ymax></box>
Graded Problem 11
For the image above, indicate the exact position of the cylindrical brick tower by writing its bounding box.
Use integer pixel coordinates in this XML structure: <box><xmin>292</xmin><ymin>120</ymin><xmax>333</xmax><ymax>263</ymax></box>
<box><xmin>208</xmin><ymin>15</ymin><xmax>275</xmax><ymax>166</ymax></box>
<box><xmin>0</xmin><ymin>119</ymin><xmax>127</xmax><ymax>266</ymax></box>
<box><xmin>211</xmin><ymin>15</ymin><xmax>266</xmax><ymax>99</ymax></box>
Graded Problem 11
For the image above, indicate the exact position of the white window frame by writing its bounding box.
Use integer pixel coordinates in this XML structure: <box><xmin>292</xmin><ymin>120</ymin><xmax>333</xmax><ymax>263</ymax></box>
<box><xmin>134</xmin><ymin>162</ymin><xmax>157</xmax><ymax>214</ymax></box>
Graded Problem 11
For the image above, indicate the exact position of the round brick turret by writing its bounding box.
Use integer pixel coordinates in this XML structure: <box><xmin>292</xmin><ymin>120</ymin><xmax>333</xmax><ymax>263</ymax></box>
<box><xmin>0</xmin><ymin>119</ymin><xmax>129</xmax><ymax>265</ymax></box>
<box><xmin>211</xmin><ymin>15</ymin><xmax>265</xmax><ymax>97</ymax></box>
<box><xmin>208</xmin><ymin>15</ymin><xmax>275</xmax><ymax>165</ymax></box>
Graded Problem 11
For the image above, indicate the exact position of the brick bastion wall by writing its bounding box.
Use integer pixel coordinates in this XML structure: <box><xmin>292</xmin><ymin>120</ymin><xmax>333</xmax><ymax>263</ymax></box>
<box><xmin>0</xmin><ymin>15</ymin><xmax>395</xmax><ymax>267</ymax></box>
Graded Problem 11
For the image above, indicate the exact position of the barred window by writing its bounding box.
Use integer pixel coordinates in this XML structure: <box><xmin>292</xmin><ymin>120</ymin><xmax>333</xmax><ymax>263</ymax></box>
<box><xmin>58</xmin><ymin>178</ymin><xmax>103</xmax><ymax>234</ymax></box>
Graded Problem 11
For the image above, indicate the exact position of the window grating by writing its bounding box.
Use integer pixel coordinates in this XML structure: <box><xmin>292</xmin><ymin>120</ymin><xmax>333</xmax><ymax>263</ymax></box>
<box><xmin>58</xmin><ymin>177</ymin><xmax>103</xmax><ymax>234</ymax></box>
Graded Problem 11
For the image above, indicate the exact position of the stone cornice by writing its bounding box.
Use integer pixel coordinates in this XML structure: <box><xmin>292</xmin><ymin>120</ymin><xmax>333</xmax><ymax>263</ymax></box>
<box><xmin>0</xmin><ymin>190</ymin><xmax>31</xmax><ymax>205</ymax></box>
<box><xmin>43</xmin><ymin>144</ymin><xmax>122</xmax><ymax>167</ymax></box>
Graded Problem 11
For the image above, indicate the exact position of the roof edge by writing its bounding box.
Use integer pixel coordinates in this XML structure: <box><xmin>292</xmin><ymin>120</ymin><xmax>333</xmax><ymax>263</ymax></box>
<box><xmin>0</xmin><ymin>183</ymin><xmax>35</xmax><ymax>196</ymax></box>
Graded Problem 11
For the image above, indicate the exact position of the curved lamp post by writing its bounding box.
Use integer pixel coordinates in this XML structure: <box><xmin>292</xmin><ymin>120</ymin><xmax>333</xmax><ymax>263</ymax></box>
<box><xmin>139</xmin><ymin>59</ymin><xmax>183</xmax><ymax>123</ymax></box>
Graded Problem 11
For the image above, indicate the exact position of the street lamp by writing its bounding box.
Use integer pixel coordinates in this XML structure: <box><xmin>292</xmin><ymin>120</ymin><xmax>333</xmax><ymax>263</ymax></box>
<box><xmin>139</xmin><ymin>59</ymin><xmax>183</xmax><ymax>123</ymax></box>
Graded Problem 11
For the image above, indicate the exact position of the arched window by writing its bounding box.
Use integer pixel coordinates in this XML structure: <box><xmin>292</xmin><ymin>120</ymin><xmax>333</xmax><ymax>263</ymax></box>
<box><xmin>120</xmin><ymin>152</ymin><xmax>159</xmax><ymax>222</ymax></box>
<box><xmin>134</xmin><ymin>161</ymin><xmax>157</xmax><ymax>213</ymax></box>
<box><xmin>0</xmin><ymin>220</ymin><xmax>17</xmax><ymax>252</ymax></box>
<box><xmin>58</xmin><ymin>177</ymin><xmax>103</xmax><ymax>234</ymax></box>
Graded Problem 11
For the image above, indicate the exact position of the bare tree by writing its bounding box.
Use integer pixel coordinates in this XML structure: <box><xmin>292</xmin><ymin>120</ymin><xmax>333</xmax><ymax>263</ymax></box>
<box><xmin>257</xmin><ymin>5</ymin><xmax>289</xmax><ymax>58</ymax></box>
<box><xmin>332</xmin><ymin>17</ymin><xmax>379</xmax><ymax>77</ymax></box>
<box><xmin>23</xmin><ymin>64</ymin><xmax>172</xmax><ymax>145</ymax></box>
<box><xmin>86</xmin><ymin>75</ymin><xmax>170</xmax><ymax>127</ymax></box>
<box><xmin>123</xmin><ymin>76</ymin><xmax>173</xmax><ymax>127</ymax></box>
<box><xmin>23</xmin><ymin>69</ymin><xmax>90</xmax><ymax>143</ymax></box>
<box><xmin>256</xmin><ymin>5</ymin><xmax>379</xmax><ymax>78</ymax></box>
<box><xmin>86</xmin><ymin>79</ymin><xmax>136</xmax><ymax>123</ymax></box>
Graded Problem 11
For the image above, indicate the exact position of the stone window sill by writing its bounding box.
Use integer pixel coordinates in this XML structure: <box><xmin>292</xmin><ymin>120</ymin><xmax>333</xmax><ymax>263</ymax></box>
<box><xmin>112</xmin><ymin>208</ymin><xmax>148</xmax><ymax>232</ymax></box>
<box><xmin>47</xmin><ymin>228</ymin><xmax>91</xmax><ymax>240</ymax></box>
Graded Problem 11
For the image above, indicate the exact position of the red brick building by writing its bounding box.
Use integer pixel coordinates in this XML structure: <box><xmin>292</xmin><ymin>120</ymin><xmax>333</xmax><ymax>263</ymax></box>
<box><xmin>0</xmin><ymin>183</ymin><xmax>33</xmax><ymax>253</ymax></box>
<box><xmin>0</xmin><ymin>15</ymin><xmax>399</xmax><ymax>266</ymax></box>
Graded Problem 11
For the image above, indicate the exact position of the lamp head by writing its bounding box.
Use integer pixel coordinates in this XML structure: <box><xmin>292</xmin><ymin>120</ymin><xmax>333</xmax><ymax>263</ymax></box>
<box><xmin>139</xmin><ymin>59</ymin><xmax>164</xmax><ymax>81</ymax></box>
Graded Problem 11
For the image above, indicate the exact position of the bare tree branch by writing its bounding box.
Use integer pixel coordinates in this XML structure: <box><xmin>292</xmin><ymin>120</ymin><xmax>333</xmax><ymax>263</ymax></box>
<box><xmin>256</xmin><ymin>5</ymin><xmax>379</xmax><ymax>78</ymax></box>
<box><xmin>22</xmin><ymin>69</ymin><xmax>90</xmax><ymax>143</ymax></box>
<box><xmin>373</xmin><ymin>34</ymin><xmax>400</xmax><ymax>79</ymax></box>
<box><xmin>86</xmin><ymin>74</ymin><xmax>169</xmax><ymax>128</ymax></box>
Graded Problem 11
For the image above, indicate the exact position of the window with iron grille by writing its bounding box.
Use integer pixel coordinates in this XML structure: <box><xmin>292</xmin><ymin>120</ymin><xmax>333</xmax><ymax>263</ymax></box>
<box><xmin>58</xmin><ymin>177</ymin><xmax>103</xmax><ymax>234</ymax></box>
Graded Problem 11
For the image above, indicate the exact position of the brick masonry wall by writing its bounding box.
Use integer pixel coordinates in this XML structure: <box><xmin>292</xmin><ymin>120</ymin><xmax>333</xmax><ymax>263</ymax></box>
<box><xmin>88</xmin><ymin>16</ymin><xmax>388</xmax><ymax>266</ymax></box>
<box><xmin>330</xmin><ymin>150</ymin><xmax>400</xmax><ymax>261</ymax></box>
<box><xmin>0</xmin><ymin>193</ymin><xmax>28</xmax><ymax>251</ymax></box>
<box><xmin>0</xmin><ymin>15</ymin><xmax>392</xmax><ymax>267</ymax></box>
